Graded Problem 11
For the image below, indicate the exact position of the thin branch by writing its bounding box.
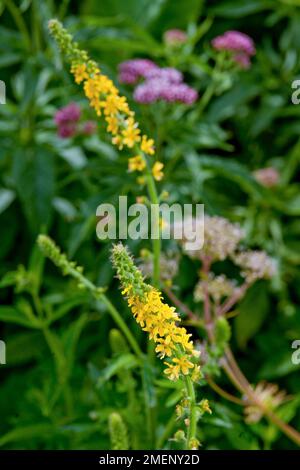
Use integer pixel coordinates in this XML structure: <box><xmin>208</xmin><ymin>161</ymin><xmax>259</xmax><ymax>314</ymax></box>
<box><xmin>217</xmin><ymin>281</ymin><xmax>250</xmax><ymax>316</ymax></box>
<box><xmin>206</xmin><ymin>375</ymin><xmax>245</xmax><ymax>406</ymax></box>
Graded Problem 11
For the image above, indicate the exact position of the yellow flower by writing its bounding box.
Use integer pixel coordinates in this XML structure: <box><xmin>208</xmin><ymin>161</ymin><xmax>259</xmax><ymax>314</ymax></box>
<box><xmin>112</xmin><ymin>135</ymin><xmax>123</xmax><ymax>149</ymax></box>
<box><xmin>71</xmin><ymin>63</ymin><xmax>88</xmax><ymax>84</ymax></box>
<box><xmin>128</xmin><ymin>155</ymin><xmax>146</xmax><ymax>172</ymax></box>
<box><xmin>164</xmin><ymin>363</ymin><xmax>181</xmax><ymax>381</ymax></box>
<box><xmin>102</xmin><ymin>94</ymin><xmax>129</xmax><ymax>116</ymax></box>
<box><xmin>200</xmin><ymin>399</ymin><xmax>212</xmax><ymax>414</ymax></box>
<box><xmin>83</xmin><ymin>75</ymin><xmax>101</xmax><ymax>100</ymax></box>
<box><xmin>122</xmin><ymin>118</ymin><xmax>141</xmax><ymax>148</ymax></box>
<box><xmin>152</xmin><ymin>161</ymin><xmax>164</xmax><ymax>181</ymax></box>
<box><xmin>172</xmin><ymin>356</ymin><xmax>194</xmax><ymax>375</ymax></box>
<box><xmin>141</xmin><ymin>135</ymin><xmax>155</xmax><ymax>155</ymax></box>
<box><xmin>155</xmin><ymin>337</ymin><xmax>175</xmax><ymax>358</ymax></box>
<box><xmin>106</xmin><ymin>115</ymin><xmax>119</xmax><ymax>135</ymax></box>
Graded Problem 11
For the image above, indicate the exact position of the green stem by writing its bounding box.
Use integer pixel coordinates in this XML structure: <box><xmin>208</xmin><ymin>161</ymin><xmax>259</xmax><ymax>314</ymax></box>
<box><xmin>197</xmin><ymin>81</ymin><xmax>215</xmax><ymax>115</ymax></box>
<box><xmin>42</xmin><ymin>251</ymin><xmax>155</xmax><ymax>446</ymax></box>
<box><xmin>4</xmin><ymin>0</ymin><xmax>31</xmax><ymax>52</ymax></box>
<box><xmin>184</xmin><ymin>375</ymin><xmax>197</xmax><ymax>448</ymax></box>
<box><xmin>100</xmin><ymin>295</ymin><xmax>142</xmax><ymax>359</ymax></box>
<box><xmin>67</xmin><ymin>265</ymin><xmax>143</xmax><ymax>359</ymax></box>
<box><xmin>145</xmin><ymin>164</ymin><xmax>161</xmax><ymax>288</ymax></box>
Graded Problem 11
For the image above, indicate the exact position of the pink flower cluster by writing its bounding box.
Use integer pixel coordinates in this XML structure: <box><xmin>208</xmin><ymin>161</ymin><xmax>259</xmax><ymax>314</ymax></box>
<box><xmin>54</xmin><ymin>102</ymin><xmax>97</xmax><ymax>138</ymax></box>
<box><xmin>212</xmin><ymin>30</ymin><xmax>256</xmax><ymax>69</ymax></box>
<box><xmin>118</xmin><ymin>59</ymin><xmax>198</xmax><ymax>105</ymax></box>
<box><xmin>163</xmin><ymin>29</ymin><xmax>187</xmax><ymax>46</ymax></box>
<box><xmin>118</xmin><ymin>59</ymin><xmax>158</xmax><ymax>85</ymax></box>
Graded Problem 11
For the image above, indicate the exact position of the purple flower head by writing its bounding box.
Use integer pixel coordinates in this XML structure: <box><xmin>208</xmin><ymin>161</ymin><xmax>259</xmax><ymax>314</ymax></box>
<box><xmin>134</xmin><ymin>78</ymin><xmax>198</xmax><ymax>105</ymax></box>
<box><xmin>212</xmin><ymin>30</ymin><xmax>255</xmax><ymax>56</ymax></box>
<box><xmin>82</xmin><ymin>120</ymin><xmax>97</xmax><ymax>135</ymax></box>
<box><xmin>233</xmin><ymin>53</ymin><xmax>251</xmax><ymax>69</ymax></box>
<box><xmin>119</xmin><ymin>57</ymin><xmax>197</xmax><ymax>105</ymax></box>
<box><xmin>118</xmin><ymin>59</ymin><xmax>159</xmax><ymax>84</ymax></box>
<box><xmin>57</xmin><ymin>122</ymin><xmax>77</xmax><ymax>138</ymax></box>
<box><xmin>144</xmin><ymin>67</ymin><xmax>183</xmax><ymax>84</ymax></box>
<box><xmin>163</xmin><ymin>29</ymin><xmax>187</xmax><ymax>46</ymax></box>
<box><xmin>55</xmin><ymin>102</ymin><xmax>81</xmax><ymax>126</ymax></box>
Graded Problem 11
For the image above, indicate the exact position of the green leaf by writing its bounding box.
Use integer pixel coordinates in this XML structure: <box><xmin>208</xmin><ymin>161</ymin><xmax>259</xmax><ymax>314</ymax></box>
<box><xmin>16</xmin><ymin>148</ymin><xmax>55</xmax><ymax>233</ymax></box>
<box><xmin>0</xmin><ymin>188</ymin><xmax>15</xmax><ymax>214</ymax></box>
<box><xmin>63</xmin><ymin>314</ymin><xmax>88</xmax><ymax>371</ymax></box>
<box><xmin>59</xmin><ymin>147</ymin><xmax>87</xmax><ymax>169</ymax></box>
<box><xmin>96</xmin><ymin>354</ymin><xmax>139</xmax><ymax>388</ymax></box>
<box><xmin>0</xmin><ymin>306</ymin><xmax>37</xmax><ymax>328</ymax></box>
<box><xmin>209</xmin><ymin>0</ymin><xmax>272</xmax><ymax>17</ymax></box>
<box><xmin>0</xmin><ymin>424</ymin><xmax>55</xmax><ymax>447</ymax></box>
<box><xmin>235</xmin><ymin>282</ymin><xmax>270</xmax><ymax>349</ymax></box>
<box><xmin>5</xmin><ymin>331</ymin><xmax>45</xmax><ymax>366</ymax></box>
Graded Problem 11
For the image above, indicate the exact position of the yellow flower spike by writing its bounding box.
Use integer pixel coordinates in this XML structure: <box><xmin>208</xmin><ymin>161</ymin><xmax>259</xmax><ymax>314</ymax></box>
<box><xmin>152</xmin><ymin>161</ymin><xmax>164</xmax><ymax>181</ymax></box>
<box><xmin>122</xmin><ymin>118</ymin><xmax>141</xmax><ymax>148</ymax></box>
<box><xmin>48</xmin><ymin>20</ymin><xmax>155</xmax><ymax>162</ymax></box>
<box><xmin>111</xmin><ymin>243</ymin><xmax>200</xmax><ymax>382</ymax></box>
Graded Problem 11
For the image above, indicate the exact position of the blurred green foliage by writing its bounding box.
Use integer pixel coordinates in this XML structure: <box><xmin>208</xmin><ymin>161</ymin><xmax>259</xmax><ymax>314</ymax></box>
<box><xmin>0</xmin><ymin>0</ymin><xmax>300</xmax><ymax>450</ymax></box>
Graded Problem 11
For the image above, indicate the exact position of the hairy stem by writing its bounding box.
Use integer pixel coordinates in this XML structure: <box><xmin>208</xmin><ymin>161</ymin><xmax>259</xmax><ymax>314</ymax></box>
<box><xmin>184</xmin><ymin>375</ymin><xmax>197</xmax><ymax>448</ymax></box>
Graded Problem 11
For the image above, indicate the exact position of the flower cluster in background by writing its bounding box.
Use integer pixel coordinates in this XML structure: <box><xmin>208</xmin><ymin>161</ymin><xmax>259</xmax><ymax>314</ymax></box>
<box><xmin>139</xmin><ymin>250</ymin><xmax>179</xmax><ymax>285</ymax></box>
<box><xmin>176</xmin><ymin>215</ymin><xmax>245</xmax><ymax>261</ymax></box>
<box><xmin>194</xmin><ymin>274</ymin><xmax>238</xmax><ymax>303</ymax></box>
<box><xmin>212</xmin><ymin>30</ymin><xmax>256</xmax><ymax>69</ymax></box>
<box><xmin>244</xmin><ymin>381</ymin><xmax>287</xmax><ymax>424</ymax></box>
<box><xmin>253</xmin><ymin>167</ymin><xmax>280</xmax><ymax>188</ymax></box>
<box><xmin>54</xmin><ymin>102</ymin><xmax>97</xmax><ymax>138</ymax></box>
<box><xmin>163</xmin><ymin>28</ymin><xmax>188</xmax><ymax>47</ymax></box>
<box><xmin>173</xmin><ymin>215</ymin><xmax>275</xmax><ymax>305</ymax></box>
<box><xmin>118</xmin><ymin>59</ymin><xmax>198</xmax><ymax>105</ymax></box>
<box><xmin>233</xmin><ymin>250</ymin><xmax>276</xmax><ymax>283</ymax></box>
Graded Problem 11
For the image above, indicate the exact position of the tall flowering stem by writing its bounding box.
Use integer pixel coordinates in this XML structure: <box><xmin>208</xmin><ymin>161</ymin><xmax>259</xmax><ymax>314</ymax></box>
<box><xmin>111</xmin><ymin>243</ymin><xmax>203</xmax><ymax>449</ymax></box>
<box><xmin>48</xmin><ymin>19</ymin><xmax>162</xmax><ymax>287</ymax></box>
<box><xmin>37</xmin><ymin>235</ymin><xmax>143</xmax><ymax>359</ymax></box>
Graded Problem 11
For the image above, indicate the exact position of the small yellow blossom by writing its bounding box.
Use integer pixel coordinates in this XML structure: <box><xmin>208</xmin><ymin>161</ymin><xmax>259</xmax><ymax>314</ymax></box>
<box><xmin>122</xmin><ymin>118</ymin><xmax>141</xmax><ymax>148</ymax></box>
<box><xmin>152</xmin><ymin>161</ymin><xmax>164</xmax><ymax>181</ymax></box>
<box><xmin>106</xmin><ymin>115</ymin><xmax>119</xmax><ymax>135</ymax></box>
<box><xmin>71</xmin><ymin>63</ymin><xmax>88</xmax><ymax>84</ymax></box>
<box><xmin>112</xmin><ymin>135</ymin><xmax>123</xmax><ymax>149</ymax></box>
<box><xmin>128</xmin><ymin>155</ymin><xmax>146</xmax><ymax>172</ymax></box>
<box><xmin>102</xmin><ymin>94</ymin><xmax>130</xmax><ymax>116</ymax></box>
<box><xmin>164</xmin><ymin>363</ymin><xmax>181</xmax><ymax>381</ymax></box>
<box><xmin>141</xmin><ymin>135</ymin><xmax>155</xmax><ymax>155</ymax></box>
<box><xmin>200</xmin><ymin>399</ymin><xmax>212</xmax><ymax>414</ymax></box>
